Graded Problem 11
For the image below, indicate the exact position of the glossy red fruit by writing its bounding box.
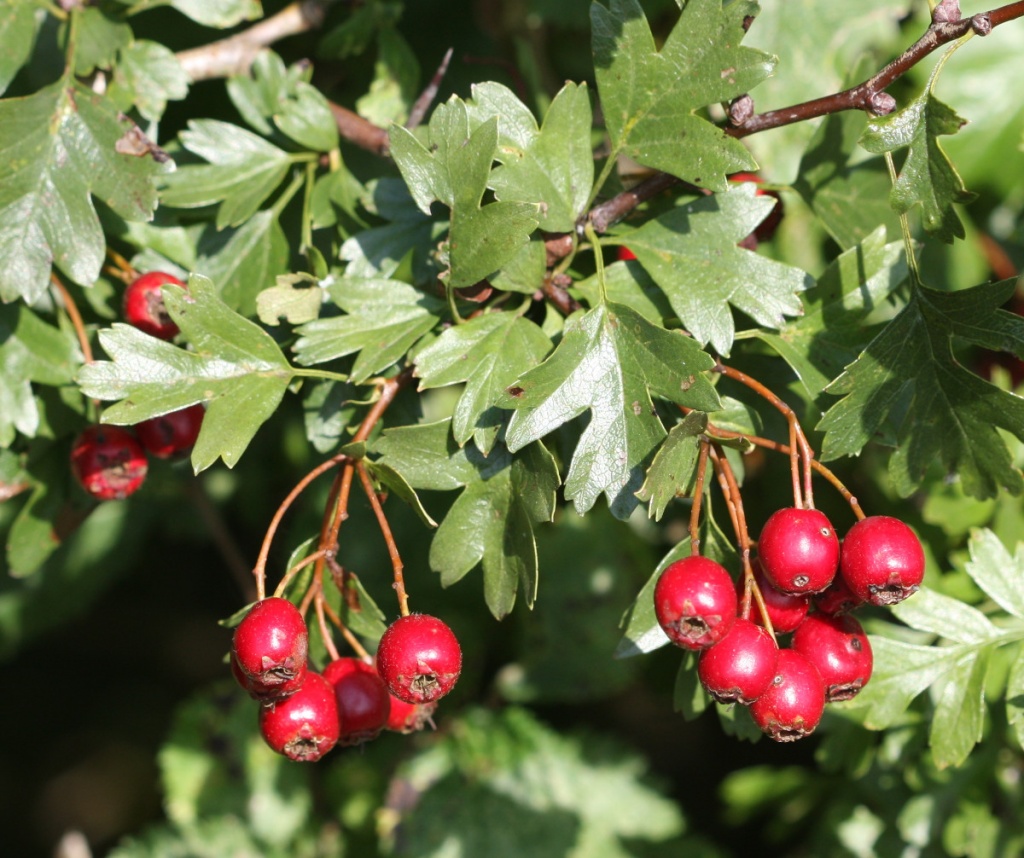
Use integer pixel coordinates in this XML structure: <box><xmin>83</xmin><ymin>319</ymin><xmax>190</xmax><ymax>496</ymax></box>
<box><xmin>617</xmin><ymin>246</ymin><xmax>638</xmax><ymax>261</ymax></box>
<box><xmin>814</xmin><ymin>575</ymin><xmax>863</xmax><ymax>616</ymax></box>
<box><xmin>728</xmin><ymin>172</ymin><xmax>784</xmax><ymax>243</ymax></box>
<box><xmin>70</xmin><ymin>425</ymin><xmax>148</xmax><ymax>500</ymax></box>
<box><xmin>376</xmin><ymin>614</ymin><xmax>462</xmax><ymax>704</ymax></box>
<box><xmin>135</xmin><ymin>403</ymin><xmax>205</xmax><ymax>459</ymax></box>
<box><xmin>758</xmin><ymin>507</ymin><xmax>840</xmax><ymax>596</ymax></box>
<box><xmin>792</xmin><ymin>612</ymin><xmax>873</xmax><ymax>702</ymax></box>
<box><xmin>385</xmin><ymin>694</ymin><xmax>437</xmax><ymax>734</ymax></box>
<box><xmin>697</xmin><ymin>618</ymin><xmax>778</xmax><ymax>705</ymax></box>
<box><xmin>750</xmin><ymin>649</ymin><xmax>826</xmax><ymax>742</ymax></box>
<box><xmin>741</xmin><ymin>559</ymin><xmax>809</xmax><ymax>633</ymax></box>
<box><xmin>654</xmin><ymin>556</ymin><xmax>738</xmax><ymax>650</ymax></box>
<box><xmin>232</xmin><ymin>598</ymin><xmax>309</xmax><ymax>694</ymax></box>
<box><xmin>840</xmin><ymin>516</ymin><xmax>925</xmax><ymax>606</ymax></box>
<box><xmin>124</xmin><ymin>271</ymin><xmax>185</xmax><ymax>340</ymax></box>
<box><xmin>259</xmin><ymin>672</ymin><xmax>339</xmax><ymax>761</ymax></box>
<box><xmin>323</xmin><ymin>657</ymin><xmax>391</xmax><ymax>746</ymax></box>
<box><xmin>230</xmin><ymin>651</ymin><xmax>305</xmax><ymax>705</ymax></box>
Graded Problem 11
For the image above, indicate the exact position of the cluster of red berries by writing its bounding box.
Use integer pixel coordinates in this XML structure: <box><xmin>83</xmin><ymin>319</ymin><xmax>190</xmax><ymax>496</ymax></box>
<box><xmin>70</xmin><ymin>271</ymin><xmax>203</xmax><ymax>501</ymax></box>
<box><xmin>654</xmin><ymin>510</ymin><xmax>925</xmax><ymax>742</ymax></box>
<box><xmin>230</xmin><ymin>597</ymin><xmax>462</xmax><ymax>762</ymax></box>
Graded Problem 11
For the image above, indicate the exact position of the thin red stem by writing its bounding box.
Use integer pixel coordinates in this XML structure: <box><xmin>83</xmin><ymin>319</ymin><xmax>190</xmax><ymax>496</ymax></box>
<box><xmin>688</xmin><ymin>437</ymin><xmax>711</xmax><ymax>556</ymax></box>
<box><xmin>356</xmin><ymin>461</ymin><xmax>410</xmax><ymax>617</ymax></box>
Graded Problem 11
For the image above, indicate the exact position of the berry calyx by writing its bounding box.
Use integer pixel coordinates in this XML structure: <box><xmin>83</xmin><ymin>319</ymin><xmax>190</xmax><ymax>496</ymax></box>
<box><xmin>323</xmin><ymin>657</ymin><xmax>391</xmax><ymax>746</ymax></box>
<box><xmin>134</xmin><ymin>403</ymin><xmax>205</xmax><ymax>459</ymax></box>
<box><xmin>750</xmin><ymin>649</ymin><xmax>826</xmax><ymax>742</ymax></box>
<box><xmin>376</xmin><ymin>614</ymin><xmax>462</xmax><ymax>704</ymax></box>
<box><xmin>757</xmin><ymin>507</ymin><xmax>840</xmax><ymax>596</ymax></box>
<box><xmin>839</xmin><ymin>515</ymin><xmax>925</xmax><ymax>606</ymax></box>
<box><xmin>123</xmin><ymin>271</ymin><xmax>185</xmax><ymax>340</ymax></box>
<box><xmin>259</xmin><ymin>672</ymin><xmax>339</xmax><ymax>761</ymax></box>
<box><xmin>385</xmin><ymin>694</ymin><xmax>437</xmax><ymax>734</ymax></box>
<box><xmin>654</xmin><ymin>556</ymin><xmax>738</xmax><ymax>650</ymax></box>
<box><xmin>792</xmin><ymin>612</ymin><xmax>873</xmax><ymax>702</ymax></box>
<box><xmin>697</xmin><ymin>618</ymin><xmax>778</xmax><ymax>705</ymax></box>
<box><xmin>70</xmin><ymin>425</ymin><xmax>148</xmax><ymax>500</ymax></box>
<box><xmin>232</xmin><ymin>598</ymin><xmax>309</xmax><ymax>694</ymax></box>
<box><xmin>231</xmin><ymin>651</ymin><xmax>305</xmax><ymax>705</ymax></box>
<box><xmin>742</xmin><ymin>559</ymin><xmax>809</xmax><ymax>633</ymax></box>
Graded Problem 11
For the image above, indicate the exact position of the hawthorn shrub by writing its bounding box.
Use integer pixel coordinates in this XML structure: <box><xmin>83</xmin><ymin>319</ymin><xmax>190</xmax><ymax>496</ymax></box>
<box><xmin>2</xmin><ymin>0</ymin><xmax>1024</xmax><ymax>855</ymax></box>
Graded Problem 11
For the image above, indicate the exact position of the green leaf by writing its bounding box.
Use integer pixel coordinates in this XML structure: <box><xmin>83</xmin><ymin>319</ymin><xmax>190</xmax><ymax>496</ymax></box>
<box><xmin>890</xmin><ymin>586</ymin><xmax>998</xmax><ymax>646</ymax></box>
<box><xmin>487</xmin><ymin>81</ymin><xmax>594</xmax><ymax>232</ymax></box>
<box><xmin>371</xmin><ymin>420</ymin><xmax>559</xmax><ymax>619</ymax></box>
<box><xmin>160</xmin><ymin>120</ymin><xmax>291</xmax><ymax>229</ymax></box>
<box><xmin>0</xmin><ymin>0</ymin><xmax>39</xmax><ymax>96</ymax></box>
<box><xmin>72</xmin><ymin>6</ymin><xmax>132</xmax><ymax>76</ymax></box>
<box><xmin>196</xmin><ymin>210</ymin><xmax>290</xmax><ymax>315</ymax></box>
<box><xmin>302</xmin><ymin>378</ymin><xmax>358</xmax><ymax>454</ymax></box>
<box><xmin>169</xmin><ymin>0</ymin><xmax>261</xmax><ymax>28</ymax></box>
<box><xmin>0</xmin><ymin>302</ymin><xmax>78</xmax><ymax>446</ymax></box>
<box><xmin>294</xmin><ymin>278</ymin><xmax>444</xmax><ymax>383</ymax></box>
<box><xmin>1007</xmin><ymin>642</ymin><xmax>1024</xmax><ymax>752</ymax></box>
<box><xmin>395</xmin><ymin>707</ymin><xmax>689</xmax><ymax>857</ymax></box>
<box><xmin>109</xmin><ymin>39</ymin><xmax>190</xmax><ymax>122</ymax></box>
<box><xmin>500</xmin><ymin>302</ymin><xmax>721</xmax><ymax>519</ymax></box>
<box><xmin>751</xmin><ymin>228</ymin><xmax>907</xmax><ymax>403</ymax></box>
<box><xmin>78</xmin><ymin>275</ymin><xmax>294</xmax><ymax>472</ymax></box>
<box><xmin>621</xmin><ymin>186</ymin><xmax>810</xmax><ymax>355</ymax></box>
<box><xmin>355</xmin><ymin>26</ymin><xmax>420</xmax><ymax>127</ymax></box>
<box><xmin>363</xmin><ymin>459</ymin><xmax>438</xmax><ymax>529</ymax></box>
<box><xmin>0</xmin><ymin>79</ymin><xmax>169</xmax><ymax>303</ymax></box>
<box><xmin>636</xmin><ymin>411</ymin><xmax>707</xmax><ymax>521</ymax></box>
<box><xmin>591</xmin><ymin>0</ymin><xmax>771</xmax><ymax>187</ymax></box>
<box><xmin>226</xmin><ymin>50</ymin><xmax>298</xmax><ymax>136</ymax></box>
<box><xmin>414</xmin><ymin>311</ymin><xmax>552</xmax><ymax>453</ymax></box>
<box><xmin>861</xmin><ymin>89</ymin><xmax>975</xmax><ymax>243</ymax></box>
<box><xmin>929</xmin><ymin>646</ymin><xmax>991</xmax><ymax>769</ymax></box>
<box><xmin>389</xmin><ymin>99</ymin><xmax>539</xmax><ymax>287</ymax></box>
<box><xmin>336</xmin><ymin>570</ymin><xmax>389</xmax><ymax>642</ymax></box>
<box><xmin>256</xmin><ymin>273</ymin><xmax>323</xmax><ymax>326</ymax></box>
<box><xmin>964</xmin><ymin>528</ymin><xmax>1024</xmax><ymax>621</ymax></box>
<box><xmin>818</xmin><ymin>279</ymin><xmax>1024</xmax><ymax>498</ymax></box>
<box><xmin>674</xmin><ymin>651</ymin><xmax>710</xmax><ymax>721</ymax></box>
<box><xmin>274</xmin><ymin>81</ymin><xmax>340</xmax><ymax>152</ymax></box>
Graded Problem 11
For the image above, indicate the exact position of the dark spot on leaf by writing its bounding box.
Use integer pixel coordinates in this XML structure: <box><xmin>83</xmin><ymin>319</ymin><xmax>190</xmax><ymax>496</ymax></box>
<box><xmin>507</xmin><ymin>386</ymin><xmax>525</xmax><ymax>398</ymax></box>
<box><xmin>115</xmin><ymin>125</ymin><xmax>170</xmax><ymax>163</ymax></box>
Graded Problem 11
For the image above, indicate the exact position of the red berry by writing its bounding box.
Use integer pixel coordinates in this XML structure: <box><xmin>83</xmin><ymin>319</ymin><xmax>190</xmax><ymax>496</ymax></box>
<box><xmin>758</xmin><ymin>507</ymin><xmax>840</xmax><ymax>596</ymax></box>
<box><xmin>617</xmin><ymin>246</ymin><xmax>638</xmax><ymax>261</ymax></box>
<box><xmin>792</xmin><ymin>612</ymin><xmax>873</xmax><ymax>702</ymax></box>
<box><xmin>697</xmin><ymin>618</ymin><xmax>778</xmax><ymax>705</ymax></box>
<box><xmin>230</xmin><ymin>651</ymin><xmax>305</xmax><ymax>705</ymax></box>
<box><xmin>728</xmin><ymin>172</ymin><xmax>784</xmax><ymax>242</ymax></box>
<box><xmin>750</xmin><ymin>649</ymin><xmax>826</xmax><ymax>742</ymax></box>
<box><xmin>135</xmin><ymin>404</ymin><xmax>205</xmax><ymax>459</ymax></box>
<box><xmin>70</xmin><ymin>425</ymin><xmax>148</xmax><ymax>500</ymax></box>
<box><xmin>259</xmin><ymin>672</ymin><xmax>339</xmax><ymax>761</ymax></box>
<box><xmin>323</xmin><ymin>657</ymin><xmax>391</xmax><ymax>746</ymax></box>
<box><xmin>840</xmin><ymin>516</ymin><xmax>925</xmax><ymax>606</ymax></box>
<box><xmin>654</xmin><ymin>556</ymin><xmax>738</xmax><ymax>650</ymax></box>
<box><xmin>232</xmin><ymin>598</ymin><xmax>309</xmax><ymax>694</ymax></box>
<box><xmin>124</xmin><ymin>271</ymin><xmax>185</xmax><ymax>340</ymax></box>
<box><xmin>385</xmin><ymin>694</ymin><xmax>437</xmax><ymax>734</ymax></box>
<box><xmin>814</xmin><ymin>575</ymin><xmax>863</xmax><ymax>616</ymax></box>
<box><xmin>376</xmin><ymin>614</ymin><xmax>462</xmax><ymax>704</ymax></box>
<box><xmin>740</xmin><ymin>559</ymin><xmax>809</xmax><ymax>633</ymax></box>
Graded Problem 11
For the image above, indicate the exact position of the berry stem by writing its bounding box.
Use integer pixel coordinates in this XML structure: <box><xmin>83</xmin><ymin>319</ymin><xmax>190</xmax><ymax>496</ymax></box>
<box><xmin>713</xmin><ymin>362</ymin><xmax>816</xmax><ymax>509</ymax></box>
<box><xmin>50</xmin><ymin>274</ymin><xmax>93</xmax><ymax>365</ymax></box>
<box><xmin>314</xmin><ymin>591</ymin><xmax>341</xmax><ymax>663</ymax></box>
<box><xmin>272</xmin><ymin>547</ymin><xmax>328</xmax><ymax>599</ymax></box>
<box><xmin>104</xmin><ymin>246</ymin><xmax>137</xmax><ymax>281</ymax></box>
<box><xmin>688</xmin><ymin>436</ymin><xmax>712</xmax><ymax>556</ymax></box>
<box><xmin>320</xmin><ymin>585</ymin><xmax>373</xmax><ymax>663</ymax></box>
<box><xmin>356</xmin><ymin>461</ymin><xmax>410</xmax><ymax>618</ymax></box>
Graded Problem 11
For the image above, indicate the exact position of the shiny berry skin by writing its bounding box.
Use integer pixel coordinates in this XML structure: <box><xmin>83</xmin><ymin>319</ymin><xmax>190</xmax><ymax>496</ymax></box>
<box><xmin>758</xmin><ymin>507</ymin><xmax>840</xmax><ymax>596</ymax></box>
<box><xmin>70</xmin><ymin>425</ymin><xmax>148</xmax><ymax>500</ymax></box>
<box><xmin>124</xmin><ymin>271</ymin><xmax>185</xmax><ymax>340</ymax></box>
<box><xmin>617</xmin><ymin>246</ymin><xmax>637</xmax><ymax>261</ymax></box>
<box><xmin>385</xmin><ymin>694</ymin><xmax>437</xmax><ymax>734</ymax></box>
<box><xmin>376</xmin><ymin>614</ymin><xmax>462</xmax><ymax>704</ymax></box>
<box><xmin>323</xmin><ymin>658</ymin><xmax>391</xmax><ymax>746</ymax></box>
<box><xmin>814</xmin><ymin>575</ymin><xmax>863</xmax><ymax>616</ymax></box>
<box><xmin>135</xmin><ymin>403</ymin><xmax>205</xmax><ymax>459</ymax></box>
<box><xmin>840</xmin><ymin>515</ymin><xmax>925</xmax><ymax>606</ymax></box>
<box><xmin>259</xmin><ymin>672</ymin><xmax>339</xmax><ymax>761</ymax></box>
<box><xmin>654</xmin><ymin>556</ymin><xmax>738</xmax><ymax>650</ymax></box>
<box><xmin>697</xmin><ymin>618</ymin><xmax>778</xmax><ymax>704</ymax></box>
<box><xmin>750</xmin><ymin>649</ymin><xmax>826</xmax><ymax>742</ymax></box>
<box><xmin>792</xmin><ymin>612</ymin><xmax>873</xmax><ymax>702</ymax></box>
<box><xmin>230</xmin><ymin>651</ymin><xmax>305</xmax><ymax>705</ymax></box>
<box><xmin>232</xmin><ymin>598</ymin><xmax>309</xmax><ymax>694</ymax></box>
<box><xmin>741</xmin><ymin>559</ymin><xmax>809</xmax><ymax>633</ymax></box>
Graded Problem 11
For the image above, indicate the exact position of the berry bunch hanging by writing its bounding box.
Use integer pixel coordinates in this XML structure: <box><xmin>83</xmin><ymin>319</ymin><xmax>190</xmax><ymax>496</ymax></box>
<box><xmin>653</xmin><ymin>363</ymin><xmax>924</xmax><ymax>742</ymax></box>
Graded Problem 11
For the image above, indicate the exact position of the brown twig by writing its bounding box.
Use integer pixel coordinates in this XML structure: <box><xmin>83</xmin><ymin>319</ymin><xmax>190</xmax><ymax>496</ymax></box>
<box><xmin>356</xmin><ymin>461</ymin><xmax>410</xmax><ymax>617</ymax></box>
<box><xmin>50</xmin><ymin>273</ymin><xmax>94</xmax><ymax>365</ymax></box>
<box><xmin>314</xmin><ymin>591</ymin><xmax>342</xmax><ymax>662</ymax></box>
<box><xmin>174</xmin><ymin>0</ymin><xmax>333</xmax><ymax>82</ymax></box>
<box><xmin>407</xmin><ymin>47</ymin><xmax>454</xmax><ymax>130</ymax></box>
<box><xmin>688</xmin><ymin>437</ymin><xmax>711</xmax><ymax>555</ymax></box>
<box><xmin>328</xmin><ymin>101</ymin><xmax>391</xmax><ymax>156</ymax></box>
